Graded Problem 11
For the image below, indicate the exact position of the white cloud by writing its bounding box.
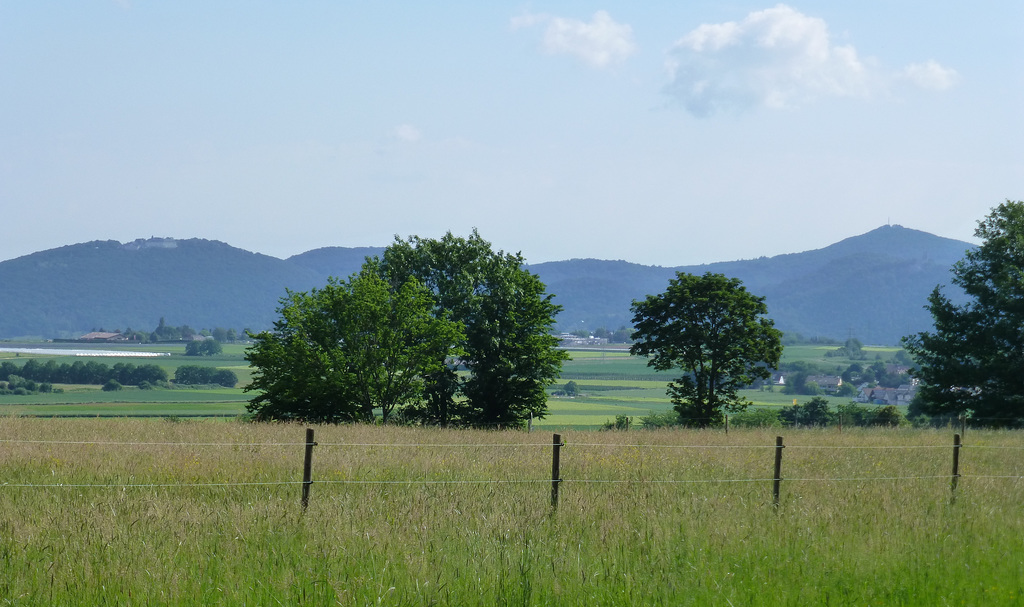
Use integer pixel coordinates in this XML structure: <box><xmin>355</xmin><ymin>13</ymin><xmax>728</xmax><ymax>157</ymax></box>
<box><xmin>665</xmin><ymin>5</ymin><xmax>960</xmax><ymax>117</ymax></box>
<box><xmin>665</xmin><ymin>5</ymin><xmax>871</xmax><ymax>116</ymax></box>
<box><xmin>514</xmin><ymin>10</ymin><xmax>636</xmax><ymax>68</ymax></box>
<box><xmin>394</xmin><ymin>124</ymin><xmax>422</xmax><ymax>143</ymax></box>
<box><xmin>902</xmin><ymin>60</ymin><xmax>960</xmax><ymax>90</ymax></box>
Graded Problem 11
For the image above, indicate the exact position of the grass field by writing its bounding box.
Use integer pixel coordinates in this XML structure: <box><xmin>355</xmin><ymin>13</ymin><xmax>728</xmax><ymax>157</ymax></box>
<box><xmin>0</xmin><ymin>418</ymin><xmax>1021</xmax><ymax>605</ymax></box>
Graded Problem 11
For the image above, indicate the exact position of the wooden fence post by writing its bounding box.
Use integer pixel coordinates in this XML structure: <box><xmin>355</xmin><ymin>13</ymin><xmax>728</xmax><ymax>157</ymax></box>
<box><xmin>551</xmin><ymin>433</ymin><xmax>562</xmax><ymax>510</ymax></box>
<box><xmin>773</xmin><ymin>436</ymin><xmax>784</xmax><ymax>509</ymax></box>
<box><xmin>301</xmin><ymin>428</ymin><xmax>316</xmax><ymax>511</ymax></box>
<box><xmin>951</xmin><ymin>433</ymin><xmax>961</xmax><ymax>502</ymax></box>
<box><xmin>725</xmin><ymin>415</ymin><xmax>729</xmax><ymax>435</ymax></box>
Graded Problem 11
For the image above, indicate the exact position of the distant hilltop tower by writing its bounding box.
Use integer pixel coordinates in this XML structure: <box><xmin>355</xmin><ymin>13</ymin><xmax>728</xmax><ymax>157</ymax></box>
<box><xmin>123</xmin><ymin>237</ymin><xmax>178</xmax><ymax>251</ymax></box>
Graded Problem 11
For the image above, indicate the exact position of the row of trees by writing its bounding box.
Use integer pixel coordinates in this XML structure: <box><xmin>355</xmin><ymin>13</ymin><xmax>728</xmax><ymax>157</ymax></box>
<box><xmin>245</xmin><ymin>231</ymin><xmax>567</xmax><ymax>426</ymax></box>
<box><xmin>110</xmin><ymin>322</ymin><xmax>243</xmax><ymax>344</ymax></box>
<box><xmin>185</xmin><ymin>339</ymin><xmax>223</xmax><ymax>356</ymax></box>
<box><xmin>0</xmin><ymin>359</ymin><xmax>168</xmax><ymax>387</ymax></box>
<box><xmin>1</xmin><ymin>375</ymin><xmax>58</xmax><ymax>395</ymax></box>
<box><xmin>637</xmin><ymin>398</ymin><xmax>907</xmax><ymax>429</ymax></box>
<box><xmin>568</xmin><ymin>327</ymin><xmax>633</xmax><ymax>343</ymax></box>
<box><xmin>173</xmin><ymin>365</ymin><xmax>238</xmax><ymax>388</ymax></box>
<box><xmin>0</xmin><ymin>359</ymin><xmax>236</xmax><ymax>389</ymax></box>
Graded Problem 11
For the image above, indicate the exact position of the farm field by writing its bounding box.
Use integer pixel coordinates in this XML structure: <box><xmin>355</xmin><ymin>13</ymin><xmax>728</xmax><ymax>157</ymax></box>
<box><xmin>0</xmin><ymin>343</ymin><xmax>890</xmax><ymax>426</ymax></box>
<box><xmin>0</xmin><ymin>418</ymin><xmax>1021</xmax><ymax>605</ymax></box>
<box><xmin>540</xmin><ymin>347</ymin><xmax>860</xmax><ymax>428</ymax></box>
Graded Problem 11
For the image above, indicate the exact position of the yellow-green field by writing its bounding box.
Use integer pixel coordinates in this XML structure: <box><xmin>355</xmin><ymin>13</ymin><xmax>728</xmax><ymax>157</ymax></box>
<box><xmin>1</xmin><ymin>418</ymin><xmax>1022</xmax><ymax>605</ymax></box>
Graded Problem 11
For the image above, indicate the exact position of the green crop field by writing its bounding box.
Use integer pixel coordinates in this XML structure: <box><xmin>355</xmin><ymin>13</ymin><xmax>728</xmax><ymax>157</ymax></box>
<box><xmin>0</xmin><ymin>343</ymin><xmax>897</xmax><ymax>426</ymax></box>
<box><xmin>0</xmin><ymin>418</ymin><xmax>1021</xmax><ymax>605</ymax></box>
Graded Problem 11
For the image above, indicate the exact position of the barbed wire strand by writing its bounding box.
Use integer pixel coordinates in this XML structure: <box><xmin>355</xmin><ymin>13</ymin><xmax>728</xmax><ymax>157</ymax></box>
<box><xmin>3</xmin><ymin>438</ymin><xmax>1022</xmax><ymax>450</ymax></box>
<box><xmin>315</xmin><ymin>442</ymin><xmax>553</xmax><ymax>448</ymax></box>
<box><xmin>6</xmin><ymin>473</ymin><xmax>1021</xmax><ymax>490</ymax></box>
<box><xmin>955</xmin><ymin>445</ymin><xmax>1024</xmax><ymax>450</ymax></box>
<box><xmin>566</xmin><ymin>475</ymin><xmax>954</xmax><ymax>483</ymax></box>
<box><xmin>0</xmin><ymin>439</ymin><xmax>308</xmax><ymax>447</ymax></box>
<box><xmin>0</xmin><ymin>481</ymin><xmax>303</xmax><ymax>488</ymax></box>
<box><xmin>0</xmin><ymin>438</ymin><xmax>561</xmax><ymax>448</ymax></box>
<box><xmin>559</xmin><ymin>443</ymin><xmax>958</xmax><ymax>450</ymax></box>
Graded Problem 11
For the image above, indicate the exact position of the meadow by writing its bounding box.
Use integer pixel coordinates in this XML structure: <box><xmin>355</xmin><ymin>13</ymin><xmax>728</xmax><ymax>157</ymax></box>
<box><xmin>0</xmin><ymin>418</ymin><xmax>1022</xmax><ymax>605</ymax></box>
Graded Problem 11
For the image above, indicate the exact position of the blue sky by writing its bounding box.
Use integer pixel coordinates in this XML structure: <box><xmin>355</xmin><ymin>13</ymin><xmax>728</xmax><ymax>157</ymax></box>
<box><xmin>1</xmin><ymin>1</ymin><xmax>1021</xmax><ymax>266</ymax></box>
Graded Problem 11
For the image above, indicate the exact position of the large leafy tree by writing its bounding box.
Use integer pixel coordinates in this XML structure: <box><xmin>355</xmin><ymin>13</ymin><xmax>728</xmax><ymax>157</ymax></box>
<box><xmin>244</xmin><ymin>266</ymin><xmax>460</xmax><ymax>423</ymax></box>
<box><xmin>630</xmin><ymin>272</ymin><xmax>783</xmax><ymax>427</ymax></box>
<box><xmin>903</xmin><ymin>201</ymin><xmax>1024</xmax><ymax>426</ymax></box>
<box><xmin>380</xmin><ymin>230</ymin><xmax>567</xmax><ymax>427</ymax></box>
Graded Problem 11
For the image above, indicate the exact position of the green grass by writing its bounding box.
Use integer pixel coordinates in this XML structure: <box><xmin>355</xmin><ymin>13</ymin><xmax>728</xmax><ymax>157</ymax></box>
<box><xmin>0</xmin><ymin>420</ymin><xmax>1022</xmax><ymax>605</ymax></box>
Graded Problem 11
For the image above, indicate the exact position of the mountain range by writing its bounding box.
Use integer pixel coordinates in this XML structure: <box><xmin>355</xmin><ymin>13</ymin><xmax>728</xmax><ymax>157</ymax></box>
<box><xmin>0</xmin><ymin>226</ymin><xmax>972</xmax><ymax>345</ymax></box>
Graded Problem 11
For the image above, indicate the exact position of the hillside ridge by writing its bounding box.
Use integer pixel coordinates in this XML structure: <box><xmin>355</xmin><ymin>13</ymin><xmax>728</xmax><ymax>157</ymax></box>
<box><xmin>0</xmin><ymin>226</ymin><xmax>973</xmax><ymax>344</ymax></box>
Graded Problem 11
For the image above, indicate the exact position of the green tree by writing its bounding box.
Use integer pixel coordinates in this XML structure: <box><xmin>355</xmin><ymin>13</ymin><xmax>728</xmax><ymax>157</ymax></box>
<box><xmin>212</xmin><ymin>369</ymin><xmax>238</xmax><ymax>388</ymax></box>
<box><xmin>630</xmin><ymin>272</ymin><xmax>783</xmax><ymax>427</ymax></box>
<box><xmin>173</xmin><ymin>365</ymin><xmax>211</xmax><ymax>385</ymax></box>
<box><xmin>780</xmin><ymin>396</ymin><xmax>834</xmax><ymax>426</ymax></box>
<box><xmin>871</xmin><ymin>405</ymin><xmax>906</xmax><ymax>427</ymax></box>
<box><xmin>903</xmin><ymin>201</ymin><xmax>1024</xmax><ymax>426</ymax></box>
<box><xmin>380</xmin><ymin>230</ymin><xmax>567</xmax><ymax>427</ymax></box>
<box><xmin>610</xmin><ymin>326</ymin><xmax>633</xmax><ymax>343</ymax></box>
<box><xmin>245</xmin><ymin>266</ymin><xmax>461</xmax><ymax>423</ymax></box>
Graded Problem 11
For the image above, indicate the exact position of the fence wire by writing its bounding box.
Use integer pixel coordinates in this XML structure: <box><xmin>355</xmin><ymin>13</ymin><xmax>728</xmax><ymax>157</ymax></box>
<box><xmin>2</xmin><ymin>433</ymin><xmax>1021</xmax><ymax>492</ymax></box>
<box><xmin>4</xmin><ymin>473</ymin><xmax>1019</xmax><ymax>490</ymax></box>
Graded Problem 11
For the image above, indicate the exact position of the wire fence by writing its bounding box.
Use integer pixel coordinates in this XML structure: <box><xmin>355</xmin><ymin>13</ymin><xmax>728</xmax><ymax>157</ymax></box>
<box><xmin>3</xmin><ymin>430</ymin><xmax>1022</xmax><ymax>510</ymax></box>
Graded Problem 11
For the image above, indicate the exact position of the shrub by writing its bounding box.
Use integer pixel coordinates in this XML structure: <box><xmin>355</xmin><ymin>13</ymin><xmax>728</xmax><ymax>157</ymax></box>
<box><xmin>729</xmin><ymin>408</ymin><xmax>782</xmax><ymax>428</ymax></box>
<box><xmin>102</xmin><ymin>379</ymin><xmax>123</xmax><ymax>392</ymax></box>
<box><xmin>780</xmin><ymin>396</ymin><xmax>835</xmax><ymax>427</ymax></box>
<box><xmin>601</xmin><ymin>414</ymin><xmax>631</xmax><ymax>430</ymax></box>
<box><xmin>640</xmin><ymin>410</ymin><xmax>680</xmax><ymax>429</ymax></box>
<box><xmin>871</xmin><ymin>405</ymin><xmax>907</xmax><ymax>427</ymax></box>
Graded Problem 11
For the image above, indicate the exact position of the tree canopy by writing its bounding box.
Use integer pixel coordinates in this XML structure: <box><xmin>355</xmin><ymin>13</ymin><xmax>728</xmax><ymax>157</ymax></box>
<box><xmin>904</xmin><ymin>200</ymin><xmax>1024</xmax><ymax>425</ymax></box>
<box><xmin>245</xmin><ymin>266</ymin><xmax>460</xmax><ymax>423</ymax></box>
<box><xmin>245</xmin><ymin>230</ymin><xmax>566</xmax><ymax>426</ymax></box>
<box><xmin>380</xmin><ymin>230</ymin><xmax>567</xmax><ymax>427</ymax></box>
<box><xmin>630</xmin><ymin>272</ymin><xmax>782</xmax><ymax>427</ymax></box>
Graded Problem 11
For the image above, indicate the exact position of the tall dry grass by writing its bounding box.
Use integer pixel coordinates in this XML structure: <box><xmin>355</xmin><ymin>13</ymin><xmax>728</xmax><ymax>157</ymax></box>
<box><xmin>1</xmin><ymin>418</ymin><xmax>1022</xmax><ymax>605</ymax></box>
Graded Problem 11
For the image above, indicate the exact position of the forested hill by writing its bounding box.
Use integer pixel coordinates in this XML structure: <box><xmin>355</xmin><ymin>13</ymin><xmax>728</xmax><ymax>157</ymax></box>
<box><xmin>0</xmin><ymin>226</ymin><xmax>972</xmax><ymax>344</ymax></box>
<box><xmin>529</xmin><ymin>225</ymin><xmax>972</xmax><ymax>345</ymax></box>
<box><xmin>0</xmin><ymin>238</ymin><xmax>326</xmax><ymax>339</ymax></box>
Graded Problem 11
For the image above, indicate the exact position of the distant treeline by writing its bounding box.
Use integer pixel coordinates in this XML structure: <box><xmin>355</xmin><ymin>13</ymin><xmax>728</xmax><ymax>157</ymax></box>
<box><xmin>173</xmin><ymin>365</ymin><xmax>237</xmax><ymax>388</ymax></box>
<box><xmin>1</xmin><ymin>359</ymin><xmax>167</xmax><ymax>387</ymax></box>
<box><xmin>111</xmin><ymin>318</ymin><xmax>243</xmax><ymax>343</ymax></box>
<box><xmin>639</xmin><ymin>398</ymin><xmax>908</xmax><ymax>429</ymax></box>
<box><xmin>0</xmin><ymin>359</ymin><xmax>237</xmax><ymax>390</ymax></box>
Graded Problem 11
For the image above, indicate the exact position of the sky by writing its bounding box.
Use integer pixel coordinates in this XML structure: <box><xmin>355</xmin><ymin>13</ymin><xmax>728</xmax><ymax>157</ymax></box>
<box><xmin>1</xmin><ymin>1</ymin><xmax>1021</xmax><ymax>267</ymax></box>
